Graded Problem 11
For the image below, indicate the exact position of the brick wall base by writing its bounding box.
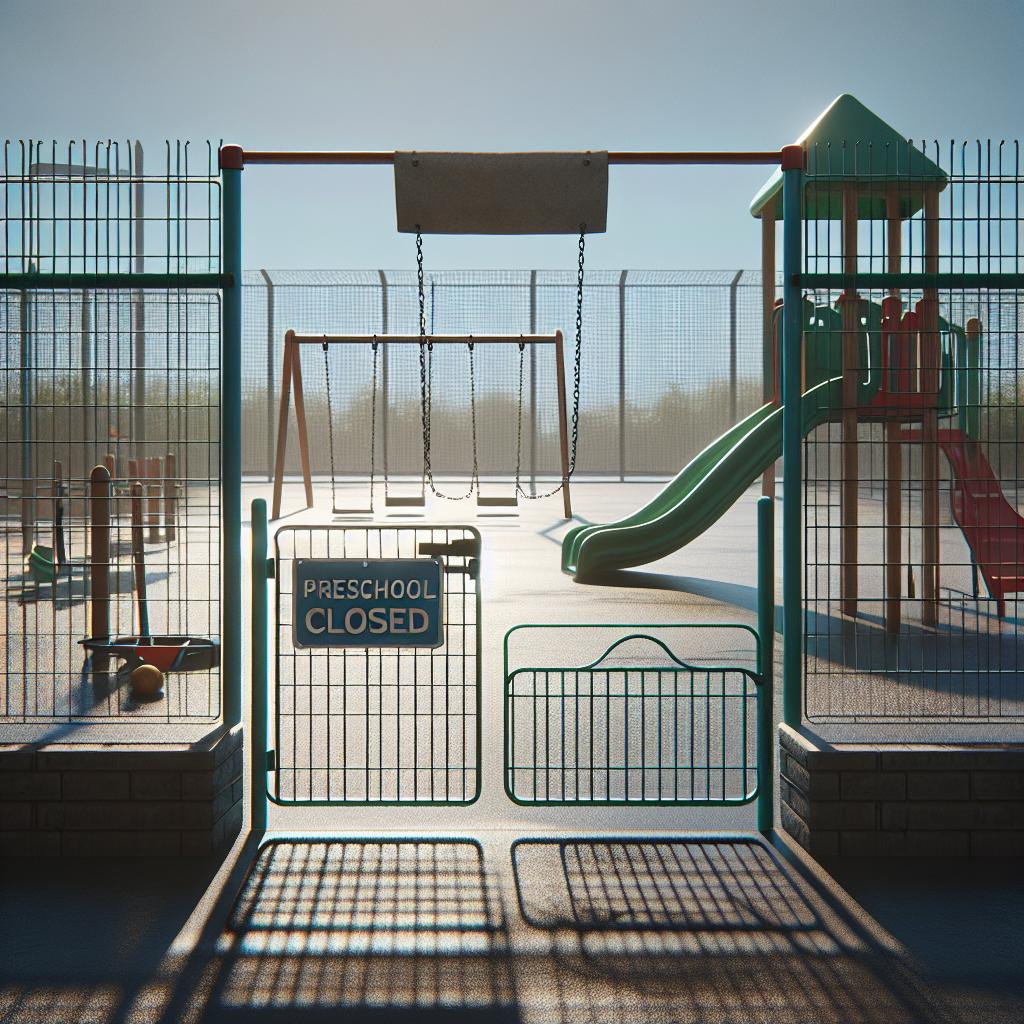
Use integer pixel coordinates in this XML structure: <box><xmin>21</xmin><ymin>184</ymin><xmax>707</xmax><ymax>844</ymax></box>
<box><xmin>780</xmin><ymin>724</ymin><xmax>1024</xmax><ymax>857</ymax></box>
<box><xmin>0</xmin><ymin>725</ymin><xmax>243</xmax><ymax>857</ymax></box>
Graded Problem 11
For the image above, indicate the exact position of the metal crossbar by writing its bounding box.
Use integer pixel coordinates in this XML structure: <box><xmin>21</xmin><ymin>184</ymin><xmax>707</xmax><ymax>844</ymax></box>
<box><xmin>272</xmin><ymin>524</ymin><xmax>481</xmax><ymax>805</ymax></box>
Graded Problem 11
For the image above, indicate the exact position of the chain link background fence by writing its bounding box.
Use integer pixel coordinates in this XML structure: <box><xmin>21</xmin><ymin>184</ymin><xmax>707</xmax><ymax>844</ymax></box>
<box><xmin>242</xmin><ymin>270</ymin><xmax>773</xmax><ymax>481</ymax></box>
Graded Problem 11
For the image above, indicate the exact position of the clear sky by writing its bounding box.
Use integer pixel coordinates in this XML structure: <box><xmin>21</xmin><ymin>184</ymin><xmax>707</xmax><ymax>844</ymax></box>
<box><xmin>3</xmin><ymin>0</ymin><xmax>1022</xmax><ymax>271</ymax></box>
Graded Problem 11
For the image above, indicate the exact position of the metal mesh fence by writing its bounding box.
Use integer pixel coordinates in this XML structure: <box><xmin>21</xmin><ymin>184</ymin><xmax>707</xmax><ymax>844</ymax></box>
<box><xmin>800</xmin><ymin>140</ymin><xmax>1024</xmax><ymax>724</ymax></box>
<box><xmin>1</xmin><ymin>141</ymin><xmax>222</xmax><ymax>726</ymax></box>
<box><xmin>242</xmin><ymin>269</ymin><xmax>771</xmax><ymax>481</ymax></box>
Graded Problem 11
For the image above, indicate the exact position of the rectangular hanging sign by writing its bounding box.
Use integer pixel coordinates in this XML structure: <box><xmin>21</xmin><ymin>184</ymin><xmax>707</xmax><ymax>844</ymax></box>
<box><xmin>293</xmin><ymin>558</ymin><xmax>444</xmax><ymax>649</ymax></box>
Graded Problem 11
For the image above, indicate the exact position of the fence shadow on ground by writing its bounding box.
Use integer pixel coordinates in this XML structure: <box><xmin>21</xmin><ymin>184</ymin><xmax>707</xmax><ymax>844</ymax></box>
<box><xmin>509</xmin><ymin>836</ymin><xmax>947</xmax><ymax>1024</ymax></box>
<box><xmin>177</xmin><ymin>838</ymin><xmax>520</xmax><ymax>1022</ymax></box>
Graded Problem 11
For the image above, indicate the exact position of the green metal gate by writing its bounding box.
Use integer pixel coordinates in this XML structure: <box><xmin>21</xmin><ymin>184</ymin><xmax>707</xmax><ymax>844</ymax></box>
<box><xmin>254</xmin><ymin>517</ymin><xmax>481</xmax><ymax>809</ymax></box>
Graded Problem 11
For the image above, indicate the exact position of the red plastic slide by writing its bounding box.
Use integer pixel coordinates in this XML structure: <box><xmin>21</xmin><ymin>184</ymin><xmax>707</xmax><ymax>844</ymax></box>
<box><xmin>901</xmin><ymin>428</ymin><xmax>1024</xmax><ymax>617</ymax></box>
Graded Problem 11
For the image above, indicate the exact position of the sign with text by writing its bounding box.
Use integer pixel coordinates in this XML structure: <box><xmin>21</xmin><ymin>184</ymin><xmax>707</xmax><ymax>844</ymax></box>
<box><xmin>293</xmin><ymin>558</ymin><xmax>444</xmax><ymax>649</ymax></box>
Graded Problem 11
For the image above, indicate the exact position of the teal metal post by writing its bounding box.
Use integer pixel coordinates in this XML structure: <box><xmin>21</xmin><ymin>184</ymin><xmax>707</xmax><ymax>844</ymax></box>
<box><xmin>250</xmin><ymin>498</ymin><xmax>269</xmax><ymax>833</ymax></box>
<box><xmin>756</xmin><ymin>494</ymin><xmax>775</xmax><ymax>836</ymax></box>
<box><xmin>221</xmin><ymin>147</ymin><xmax>243</xmax><ymax>728</ymax></box>
<box><xmin>780</xmin><ymin>144</ymin><xmax>804</xmax><ymax>729</ymax></box>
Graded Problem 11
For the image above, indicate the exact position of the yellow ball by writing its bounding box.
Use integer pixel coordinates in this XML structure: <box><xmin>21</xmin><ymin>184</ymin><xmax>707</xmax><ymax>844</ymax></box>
<box><xmin>130</xmin><ymin>663</ymin><xmax>164</xmax><ymax>698</ymax></box>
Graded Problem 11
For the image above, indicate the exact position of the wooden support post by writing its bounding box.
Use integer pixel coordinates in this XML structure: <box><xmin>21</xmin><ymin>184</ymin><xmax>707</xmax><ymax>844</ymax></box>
<box><xmin>271</xmin><ymin>333</ymin><xmax>314</xmax><ymax>519</ymax></box>
<box><xmin>271</xmin><ymin>333</ymin><xmax>295</xmax><ymax>520</ymax></box>
<box><xmin>921</xmin><ymin>188</ymin><xmax>942</xmax><ymax>626</ymax></box>
<box><xmin>103</xmin><ymin>452</ymin><xmax>116</xmax><ymax>480</ymax></box>
<box><xmin>291</xmin><ymin>341</ymin><xmax>315</xmax><ymax>512</ymax></box>
<box><xmin>553</xmin><ymin>330</ymin><xmax>573</xmax><ymax>519</ymax></box>
<box><xmin>164</xmin><ymin>452</ymin><xmax>177</xmax><ymax>542</ymax></box>
<box><xmin>89</xmin><ymin>465</ymin><xmax>111</xmax><ymax>670</ymax></box>
<box><xmin>840</xmin><ymin>187</ymin><xmax>860</xmax><ymax>618</ymax></box>
<box><xmin>145</xmin><ymin>457</ymin><xmax>161</xmax><ymax>543</ymax></box>
<box><xmin>884</xmin><ymin>192</ymin><xmax>903</xmax><ymax>634</ymax></box>
<box><xmin>761</xmin><ymin>215</ymin><xmax>777</xmax><ymax>498</ymax></box>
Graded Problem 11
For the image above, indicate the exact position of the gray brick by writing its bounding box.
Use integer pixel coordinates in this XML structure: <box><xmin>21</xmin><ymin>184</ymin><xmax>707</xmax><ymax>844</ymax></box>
<box><xmin>907</xmin><ymin>771</ymin><xmax>969</xmax><ymax>801</ymax></box>
<box><xmin>0</xmin><ymin>802</ymin><xmax>33</xmax><ymax>829</ymax></box>
<box><xmin>841</xmin><ymin>772</ymin><xmax>905</xmax><ymax>801</ymax></box>
<box><xmin>180</xmin><ymin>771</ymin><xmax>215</xmax><ymax>801</ymax></box>
<box><xmin>782</xmin><ymin>753</ymin><xmax>840</xmax><ymax>801</ymax></box>
<box><xmin>181</xmin><ymin>798</ymin><xmax>243</xmax><ymax>856</ymax></box>
<box><xmin>37</xmin><ymin>747</ymin><xmax>216</xmax><ymax>772</ymax></box>
<box><xmin>0</xmin><ymin>772</ymin><xmax>61</xmax><ymax>801</ymax></box>
<box><xmin>778</xmin><ymin>725</ymin><xmax>810</xmax><ymax>767</ymax></box>
<box><xmin>212</xmin><ymin>725</ymin><xmax>243</xmax><ymax>766</ymax></box>
<box><xmin>36</xmin><ymin>803</ymin><xmax>66</xmax><ymax>829</ymax></box>
<box><xmin>905</xmin><ymin>830</ymin><xmax>970</xmax><ymax>857</ymax></box>
<box><xmin>780</xmin><ymin>800</ymin><xmax>810</xmax><ymax>850</ymax></box>
<box><xmin>56</xmin><ymin>801</ymin><xmax>186</xmax><ymax>830</ymax></box>
<box><xmin>131</xmin><ymin>772</ymin><xmax>182</xmax><ymax>801</ymax></box>
<box><xmin>841</xmin><ymin>831</ymin><xmax>907</xmax><ymax>857</ymax></box>
<box><xmin>971</xmin><ymin>772</ymin><xmax>1024</xmax><ymax>801</ymax></box>
<box><xmin>0</xmin><ymin>830</ymin><xmax>61</xmax><ymax>856</ymax></box>
<box><xmin>881</xmin><ymin>748</ymin><xmax>1024</xmax><ymax>772</ymax></box>
<box><xmin>780</xmin><ymin>777</ymin><xmax>810</xmax><ymax>821</ymax></box>
<box><xmin>898</xmin><ymin>800</ymin><xmax>1024</xmax><ymax>831</ymax></box>
<box><xmin>881</xmin><ymin>803</ymin><xmax>908</xmax><ymax>830</ymax></box>
<box><xmin>811</xmin><ymin>750</ymin><xmax>880</xmax><ymax>772</ymax></box>
<box><xmin>61</xmin><ymin>830</ymin><xmax>182</xmax><ymax>857</ymax></box>
<box><xmin>782</xmin><ymin>753</ymin><xmax>810</xmax><ymax>791</ymax></box>
<box><xmin>62</xmin><ymin>771</ymin><xmax>130</xmax><ymax>801</ymax></box>
<box><xmin>0</xmin><ymin>749</ymin><xmax>37</xmax><ymax>771</ymax></box>
<box><xmin>215</xmin><ymin>799</ymin><xmax>243</xmax><ymax>845</ymax></box>
<box><xmin>970</xmin><ymin>802</ymin><xmax>1024</xmax><ymax>830</ymax></box>
<box><xmin>970</xmin><ymin>831</ymin><xmax>1024</xmax><ymax>857</ymax></box>
<box><xmin>808</xmin><ymin>800</ymin><xmax>877</xmax><ymax>830</ymax></box>
<box><xmin>212</xmin><ymin>748</ymin><xmax>243</xmax><ymax>791</ymax></box>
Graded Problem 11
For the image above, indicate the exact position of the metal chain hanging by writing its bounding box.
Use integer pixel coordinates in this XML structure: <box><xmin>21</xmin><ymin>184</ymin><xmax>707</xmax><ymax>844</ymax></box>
<box><xmin>515</xmin><ymin>228</ymin><xmax>586</xmax><ymax>499</ymax></box>
<box><xmin>323</xmin><ymin>336</ymin><xmax>379</xmax><ymax>512</ymax></box>
<box><xmin>416</xmin><ymin>230</ymin><xmax>479</xmax><ymax>501</ymax></box>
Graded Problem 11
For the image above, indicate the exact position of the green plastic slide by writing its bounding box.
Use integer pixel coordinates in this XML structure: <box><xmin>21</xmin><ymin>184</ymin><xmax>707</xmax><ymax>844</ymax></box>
<box><xmin>562</xmin><ymin>377</ymin><xmax>843</xmax><ymax>578</ymax></box>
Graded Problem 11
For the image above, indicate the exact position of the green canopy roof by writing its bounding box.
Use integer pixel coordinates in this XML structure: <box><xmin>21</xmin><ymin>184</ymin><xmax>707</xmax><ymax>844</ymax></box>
<box><xmin>750</xmin><ymin>94</ymin><xmax>947</xmax><ymax>221</ymax></box>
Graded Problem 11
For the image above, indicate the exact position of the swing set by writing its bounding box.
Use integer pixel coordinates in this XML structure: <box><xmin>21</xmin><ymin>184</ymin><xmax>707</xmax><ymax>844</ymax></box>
<box><xmin>269</xmin><ymin>150</ymin><xmax>607</xmax><ymax>521</ymax></box>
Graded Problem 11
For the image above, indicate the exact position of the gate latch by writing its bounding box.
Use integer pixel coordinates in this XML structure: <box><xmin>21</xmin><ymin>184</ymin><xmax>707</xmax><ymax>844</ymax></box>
<box><xmin>418</xmin><ymin>538</ymin><xmax>479</xmax><ymax>559</ymax></box>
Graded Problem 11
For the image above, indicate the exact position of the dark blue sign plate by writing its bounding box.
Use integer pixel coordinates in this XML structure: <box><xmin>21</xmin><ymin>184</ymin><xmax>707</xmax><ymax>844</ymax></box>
<box><xmin>293</xmin><ymin>558</ymin><xmax>444</xmax><ymax>649</ymax></box>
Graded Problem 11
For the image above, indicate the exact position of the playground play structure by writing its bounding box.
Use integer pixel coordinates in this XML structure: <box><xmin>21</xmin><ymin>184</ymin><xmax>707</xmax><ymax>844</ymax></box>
<box><xmin>564</xmin><ymin>95</ymin><xmax>1024</xmax><ymax>634</ymax></box>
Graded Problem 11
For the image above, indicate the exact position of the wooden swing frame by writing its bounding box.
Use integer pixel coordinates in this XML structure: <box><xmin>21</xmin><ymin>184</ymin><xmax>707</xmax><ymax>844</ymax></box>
<box><xmin>271</xmin><ymin>329</ymin><xmax>573</xmax><ymax>520</ymax></box>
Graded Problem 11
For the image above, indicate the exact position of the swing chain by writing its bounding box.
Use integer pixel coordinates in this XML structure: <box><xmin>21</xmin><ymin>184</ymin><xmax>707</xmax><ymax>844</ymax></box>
<box><xmin>368</xmin><ymin>337</ymin><xmax>379</xmax><ymax>506</ymax></box>
<box><xmin>571</xmin><ymin>227</ymin><xmax>585</xmax><ymax>474</ymax></box>
<box><xmin>516</xmin><ymin>229</ymin><xmax>586</xmax><ymax>498</ymax></box>
<box><xmin>415</xmin><ymin>231</ymin><xmax>476</xmax><ymax>501</ymax></box>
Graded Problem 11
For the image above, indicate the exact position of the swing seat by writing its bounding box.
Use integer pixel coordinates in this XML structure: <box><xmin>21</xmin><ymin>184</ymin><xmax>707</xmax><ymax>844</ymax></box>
<box><xmin>476</xmin><ymin>494</ymin><xmax>519</xmax><ymax>508</ymax></box>
<box><xmin>385</xmin><ymin>494</ymin><xmax>427</xmax><ymax>508</ymax></box>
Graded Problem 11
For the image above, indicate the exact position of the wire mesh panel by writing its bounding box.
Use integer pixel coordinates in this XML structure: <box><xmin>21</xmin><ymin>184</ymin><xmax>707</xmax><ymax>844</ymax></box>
<box><xmin>0</xmin><ymin>141</ymin><xmax>222</xmax><ymax>726</ymax></box>
<box><xmin>799</xmin><ymin>140</ymin><xmax>1024</xmax><ymax>724</ymax></box>
<box><xmin>504</xmin><ymin>626</ymin><xmax>761</xmax><ymax>805</ymax></box>
<box><xmin>273</xmin><ymin>525</ymin><xmax>480</xmax><ymax>804</ymax></box>
<box><xmin>242</xmin><ymin>269</ymin><xmax>776</xmax><ymax>481</ymax></box>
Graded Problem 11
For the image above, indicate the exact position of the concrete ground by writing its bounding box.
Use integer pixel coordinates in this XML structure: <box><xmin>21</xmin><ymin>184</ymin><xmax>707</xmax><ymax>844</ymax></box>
<box><xmin>2</xmin><ymin>479</ymin><xmax>1022</xmax><ymax>1022</ymax></box>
